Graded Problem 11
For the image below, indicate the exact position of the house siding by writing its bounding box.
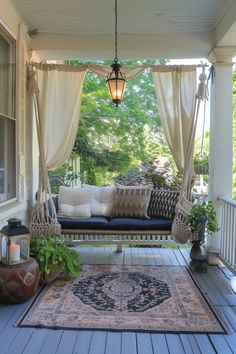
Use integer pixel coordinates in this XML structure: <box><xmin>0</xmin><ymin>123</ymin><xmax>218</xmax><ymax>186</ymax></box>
<box><xmin>0</xmin><ymin>0</ymin><xmax>34</xmax><ymax>229</ymax></box>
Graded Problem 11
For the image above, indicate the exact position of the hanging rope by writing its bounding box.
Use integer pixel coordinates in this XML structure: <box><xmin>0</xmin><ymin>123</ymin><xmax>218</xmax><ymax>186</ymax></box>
<box><xmin>28</xmin><ymin>67</ymin><xmax>61</xmax><ymax>238</ymax></box>
<box><xmin>172</xmin><ymin>64</ymin><xmax>208</xmax><ymax>243</ymax></box>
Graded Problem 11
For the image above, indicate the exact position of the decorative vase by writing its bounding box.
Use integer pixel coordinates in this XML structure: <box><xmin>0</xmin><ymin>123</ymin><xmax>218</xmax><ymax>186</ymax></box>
<box><xmin>190</xmin><ymin>215</ymin><xmax>208</xmax><ymax>273</ymax></box>
<box><xmin>0</xmin><ymin>258</ymin><xmax>40</xmax><ymax>304</ymax></box>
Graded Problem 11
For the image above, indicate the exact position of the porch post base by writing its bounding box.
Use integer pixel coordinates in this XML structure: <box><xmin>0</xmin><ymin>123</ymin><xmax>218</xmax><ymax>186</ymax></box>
<box><xmin>207</xmin><ymin>247</ymin><xmax>220</xmax><ymax>265</ymax></box>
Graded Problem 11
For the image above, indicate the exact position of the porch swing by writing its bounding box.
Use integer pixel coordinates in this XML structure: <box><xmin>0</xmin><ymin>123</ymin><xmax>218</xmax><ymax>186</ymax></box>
<box><xmin>28</xmin><ymin>62</ymin><xmax>208</xmax><ymax>246</ymax></box>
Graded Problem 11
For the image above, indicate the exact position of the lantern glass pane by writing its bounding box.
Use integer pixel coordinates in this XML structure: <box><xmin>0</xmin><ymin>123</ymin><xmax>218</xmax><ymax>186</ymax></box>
<box><xmin>108</xmin><ymin>79</ymin><xmax>126</xmax><ymax>101</ymax></box>
<box><xmin>0</xmin><ymin>235</ymin><xmax>7</xmax><ymax>263</ymax></box>
<box><xmin>7</xmin><ymin>234</ymin><xmax>30</xmax><ymax>265</ymax></box>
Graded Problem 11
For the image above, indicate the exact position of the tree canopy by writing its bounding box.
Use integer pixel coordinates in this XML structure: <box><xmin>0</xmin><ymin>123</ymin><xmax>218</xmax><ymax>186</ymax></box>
<box><xmin>69</xmin><ymin>59</ymin><xmax>172</xmax><ymax>185</ymax></box>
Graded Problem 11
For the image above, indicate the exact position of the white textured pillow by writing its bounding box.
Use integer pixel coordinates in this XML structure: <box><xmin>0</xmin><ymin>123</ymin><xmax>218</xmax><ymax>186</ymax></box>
<box><xmin>58</xmin><ymin>186</ymin><xmax>93</xmax><ymax>218</ymax></box>
<box><xmin>90</xmin><ymin>186</ymin><xmax>116</xmax><ymax>217</ymax></box>
<box><xmin>59</xmin><ymin>203</ymin><xmax>91</xmax><ymax>218</ymax></box>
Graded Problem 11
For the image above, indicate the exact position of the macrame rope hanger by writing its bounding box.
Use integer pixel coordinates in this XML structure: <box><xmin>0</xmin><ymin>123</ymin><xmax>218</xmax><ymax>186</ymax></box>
<box><xmin>197</xmin><ymin>62</ymin><xmax>209</xmax><ymax>155</ymax></box>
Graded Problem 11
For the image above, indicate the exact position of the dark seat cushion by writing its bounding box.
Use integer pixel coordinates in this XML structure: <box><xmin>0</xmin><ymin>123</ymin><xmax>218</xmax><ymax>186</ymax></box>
<box><xmin>57</xmin><ymin>216</ymin><xmax>109</xmax><ymax>230</ymax></box>
<box><xmin>108</xmin><ymin>217</ymin><xmax>173</xmax><ymax>231</ymax></box>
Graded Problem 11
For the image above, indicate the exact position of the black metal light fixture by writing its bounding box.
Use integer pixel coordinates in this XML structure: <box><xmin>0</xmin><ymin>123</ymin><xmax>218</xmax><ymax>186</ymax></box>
<box><xmin>106</xmin><ymin>0</ymin><xmax>127</xmax><ymax>107</ymax></box>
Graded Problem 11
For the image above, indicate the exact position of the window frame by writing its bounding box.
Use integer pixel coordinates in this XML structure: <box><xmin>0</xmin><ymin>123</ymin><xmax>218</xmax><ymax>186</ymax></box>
<box><xmin>0</xmin><ymin>24</ymin><xmax>17</xmax><ymax>206</ymax></box>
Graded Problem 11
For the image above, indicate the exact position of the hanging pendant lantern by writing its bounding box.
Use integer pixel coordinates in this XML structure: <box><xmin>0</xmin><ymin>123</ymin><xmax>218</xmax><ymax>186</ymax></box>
<box><xmin>106</xmin><ymin>0</ymin><xmax>127</xmax><ymax>107</ymax></box>
<box><xmin>107</xmin><ymin>61</ymin><xmax>127</xmax><ymax>106</ymax></box>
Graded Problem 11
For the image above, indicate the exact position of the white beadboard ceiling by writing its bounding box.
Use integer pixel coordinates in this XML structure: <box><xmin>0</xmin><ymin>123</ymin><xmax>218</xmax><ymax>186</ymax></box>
<box><xmin>11</xmin><ymin>0</ymin><xmax>236</xmax><ymax>60</ymax></box>
<box><xmin>12</xmin><ymin>0</ymin><xmax>231</xmax><ymax>34</ymax></box>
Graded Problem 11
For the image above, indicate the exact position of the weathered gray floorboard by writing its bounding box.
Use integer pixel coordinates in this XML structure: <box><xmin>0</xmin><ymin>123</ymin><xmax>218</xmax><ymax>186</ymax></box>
<box><xmin>209</xmin><ymin>334</ymin><xmax>233</xmax><ymax>354</ymax></box>
<box><xmin>172</xmin><ymin>248</ymin><xmax>187</xmax><ymax>266</ymax></box>
<box><xmin>39</xmin><ymin>329</ymin><xmax>63</xmax><ymax>354</ymax></box>
<box><xmin>194</xmin><ymin>334</ymin><xmax>216</xmax><ymax>354</ymax></box>
<box><xmin>0</xmin><ymin>300</ymin><xmax>33</xmax><ymax>353</ymax></box>
<box><xmin>158</xmin><ymin>248</ymin><xmax>172</xmax><ymax>265</ymax></box>
<box><xmin>207</xmin><ymin>266</ymin><xmax>234</xmax><ymax>299</ymax></box>
<box><xmin>6</xmin><ymin>328</ymin><xmax>34</xmax><ymax>354</ymax></box>
<box><xmin>180</xmin><ymin>334</ymin><xmax>201</xmax><ymax>354</ymax></box>
<box><xmin>1</xmin><ymin>247</ymin><xmax>235</xmax><ymax>354</ymax></box>
<box><xmin>121</xmin><ymin>332</ymin><xmax>137</xmax><ymax>354</ymax></box>
<box><xmin>124</xmin><ymin>247</ymin><xmax>132</xmax><ymax>265</ymax></box>
<box><xmin>224</xmin><ymin>334</ymin><xmax>236</xmax><ymax>354</ymax></box>
<box><xmin>88</xmin><ymin>331</ymin><xmax>107</xmax><ymax>354</ymax></box>
<box><xmin>151</xmin><ymin>334</ymin><xmax>169</xmax><ymax>354</ymax></box>
<box><xmin>224</xmin><ymin>294</ymin><xmax>236</xmax><ymax>306</ymax></box>
<box><xmin>72</xmin><ymin>330</ymin><xmax>93</xmax><ymax>354</ymax></box>
<box><xmin>221</xmin><ymin>306</ymin><xmax>236</xmax><ymax>333</ymax></box>
<box><xmin>151</xmin><ymin>248</ymin><xmax>164</xmax><ymax>266</ymax></box>
<box><xmin>0</xmin><ymin>304</ymin><xmax>18</xmax><ymax>333</ymax></box>
<box><xmin>22</xmin><ymin>328</ymin><xmax>49</xmax><ymax>354</ymax></box>
<box><xmin>136</xmin><ymin>333</ymin><xmax>153</xmax><ymax>354</ymax></box>
<box><xmin>165</xmin><ymin>334</ymin><xmax>185</xmax><ymax>354</ymax></box>
<box><xmin>105</xmin><ymin>332</ymin><xmax>122</xmax><ymax>354</ymax></box>
<box><xmin>56</xmin><ymin>330</ymin><xmax>78</xmax><ymax>354</ymax></box>
<box><xmin>163</xmin><ymin>248</ymin><xmax>179</xmax><ymax>266</ymax></box>
<box><xmin>131</xmin><ymin>247</ymin><xmax>141</xmax><ymax>265</ymax></box>
<box><xmin>114</xmin><ymin>248</ymin><xmax>124</xmax><ymax>265</ymax></box>
<box><xmin>144</xmin><ymin>248</ymin><xmax>156</xmax><ymax>265</ymax></box>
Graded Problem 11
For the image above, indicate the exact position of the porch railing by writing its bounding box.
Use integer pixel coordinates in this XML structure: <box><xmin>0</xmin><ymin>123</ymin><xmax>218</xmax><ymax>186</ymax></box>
<box><xmin>218</xmin><ymin>196</ymin><xmax>236</xmax><ymax>274</ymax></box>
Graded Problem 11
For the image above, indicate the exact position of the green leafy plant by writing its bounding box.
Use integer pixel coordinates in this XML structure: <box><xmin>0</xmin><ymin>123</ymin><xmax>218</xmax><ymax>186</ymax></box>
<box><xmin>188</xmin><ymin>201</ymin><xmax>219</xmax><ymax>234</ymax></box>
<box><xmin>194</xmin><ymin>152</ymin><xmax>209</xmax><ymax>167</ymax></box>
<box><xmin>30</xmin><ymin>237</ymin><xmax>81</xmax><ymax>281</ymax></box>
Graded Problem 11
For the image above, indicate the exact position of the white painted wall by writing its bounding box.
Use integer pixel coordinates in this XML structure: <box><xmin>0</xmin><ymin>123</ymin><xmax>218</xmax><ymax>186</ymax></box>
<box><xmin>0</xmin><ymin>0</ymin><xmax>33</xmax><ymax>229</ymax></box>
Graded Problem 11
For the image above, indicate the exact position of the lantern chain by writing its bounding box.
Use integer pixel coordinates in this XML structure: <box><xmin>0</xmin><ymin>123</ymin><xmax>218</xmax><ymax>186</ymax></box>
<box><xmin>114</xmin><ymin>0</ymin><xmax>118</xmax><ymax>62</ymax></box>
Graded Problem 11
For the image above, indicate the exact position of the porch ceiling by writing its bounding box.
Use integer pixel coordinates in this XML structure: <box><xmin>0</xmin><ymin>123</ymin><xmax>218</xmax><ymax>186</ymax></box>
<box><xmin>11</xmin><ymin>0</ymin><xmax>236</xmax><ymax>60</ymax></box>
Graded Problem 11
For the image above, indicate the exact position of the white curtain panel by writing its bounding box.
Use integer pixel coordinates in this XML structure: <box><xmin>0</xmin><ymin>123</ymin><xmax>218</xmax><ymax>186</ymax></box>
<box><xmin>152</xmin><ymin>66</ymin><xmax>197</xmax><ymax>172</ymax></box>
<box><xmin>35</xmin><ymin>67</ymin><xmax>86</xmax><ymax>170</ymax></box>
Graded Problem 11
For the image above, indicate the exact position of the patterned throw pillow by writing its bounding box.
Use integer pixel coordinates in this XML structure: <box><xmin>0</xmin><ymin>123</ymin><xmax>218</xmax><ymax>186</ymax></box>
<box><xmin>112</xmin><ymin>185</ymin><xmax>152</xmax><ymax>218</ymax></box>
<box><xmin>148</xmin><ymin>189</ymin><xmax>180</xmax><ymax>220</ymax></box>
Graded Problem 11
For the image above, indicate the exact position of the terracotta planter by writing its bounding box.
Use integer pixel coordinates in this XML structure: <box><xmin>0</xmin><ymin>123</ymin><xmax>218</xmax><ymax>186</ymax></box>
<box><xmin>0</xmin><ymin>258</ymin><xmax>40</xmax><ymax>304</ymax></box>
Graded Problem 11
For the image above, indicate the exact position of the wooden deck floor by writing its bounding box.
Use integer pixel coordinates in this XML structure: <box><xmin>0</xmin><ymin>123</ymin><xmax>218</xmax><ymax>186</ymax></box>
<box><xmin>0</xmin><ymin>246</ymin><xmax>236</xmax><ymax>354</ymax></box>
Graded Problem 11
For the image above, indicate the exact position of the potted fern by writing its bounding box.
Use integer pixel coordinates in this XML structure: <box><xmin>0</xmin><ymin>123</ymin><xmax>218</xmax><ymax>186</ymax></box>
<box><xmin>188</xmin><ymin>201</ymin><xmax>218</xmax><ymax>272</ymax></box>
<box><xmin>30</xmin><ymin>236</ymin><xmax>81</xmax><ymax>284</ymax></box>
<box><xmin>188</xmin><ymin>201</ymin><xmax>218</xmax><ymax>238</ymax></box>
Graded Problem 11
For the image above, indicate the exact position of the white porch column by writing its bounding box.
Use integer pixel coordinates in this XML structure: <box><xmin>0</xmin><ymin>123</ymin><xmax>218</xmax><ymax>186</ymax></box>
<box><xmin>207</xmin><ymin>47</ymin><xmax>235</xmax><ymax>264</ymax></box>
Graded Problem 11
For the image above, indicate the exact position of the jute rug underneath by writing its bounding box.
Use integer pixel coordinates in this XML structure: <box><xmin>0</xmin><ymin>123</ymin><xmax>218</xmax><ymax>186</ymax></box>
<box><xmin>17</xmin><ymin>265</ymin><xmax>227</xmax><ymax>333</ymax></box>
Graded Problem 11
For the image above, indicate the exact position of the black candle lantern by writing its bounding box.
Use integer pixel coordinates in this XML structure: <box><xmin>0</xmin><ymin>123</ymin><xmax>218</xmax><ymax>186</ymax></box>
<box><xmin>0</xmin><ymin>218</ymin><xmax>30</xmax><ymax>266</ymax></box>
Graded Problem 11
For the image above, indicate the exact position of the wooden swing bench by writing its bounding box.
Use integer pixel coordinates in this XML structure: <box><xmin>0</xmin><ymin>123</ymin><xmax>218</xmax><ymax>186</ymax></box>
<box><xmin>51</xmin><ymin>188</ymin><xmax>182</xmax><ymax>251</ymax></box>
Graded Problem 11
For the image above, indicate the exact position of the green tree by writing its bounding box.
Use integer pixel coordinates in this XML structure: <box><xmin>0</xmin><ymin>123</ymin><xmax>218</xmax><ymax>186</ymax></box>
<box><xmin>70</xmin><ymin>59</ymin><xmax>172</xmax><ymax>185</ymax></box>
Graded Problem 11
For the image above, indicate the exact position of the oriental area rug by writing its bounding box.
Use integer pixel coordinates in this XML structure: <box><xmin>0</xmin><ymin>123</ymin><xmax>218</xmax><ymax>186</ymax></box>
<box><xmin>17</xmin><ymin>265</ymin><xmax>227</xmax><ymax>334</ymax></box>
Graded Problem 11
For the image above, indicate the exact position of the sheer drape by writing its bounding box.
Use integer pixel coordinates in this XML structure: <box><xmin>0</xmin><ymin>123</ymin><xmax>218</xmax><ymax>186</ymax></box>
<box><xmin>28</xmin><ymin>64</ymin><xmax>86</xmax><ymax>236</ymax></box>
<box><xmin>152</xmin><ymin>65</ymin><xmax>207</xmax><ymax>243</ymax></box>
<box><xmin>152</xmin><ymin>65</ymin><xmax>197</xmax><ymax>172</ymax></box>
<box><xmin>35</xmin><ymin>66</ymin><xmax>86</xmax><ymax>170</ymax></box>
